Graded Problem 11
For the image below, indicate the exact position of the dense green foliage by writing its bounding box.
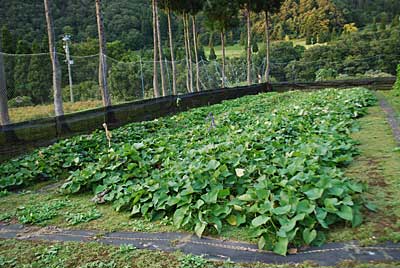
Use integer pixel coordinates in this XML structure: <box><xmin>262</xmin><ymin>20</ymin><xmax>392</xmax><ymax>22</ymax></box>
<box><xmin>1</xmin><ymin>0</ymin><xmax>399</xmax><ymax>47</ymax></box>
<box><xmin>334</xmin><ymin>0</ymin><xmax>400</xmax><ymax>27</ymax></box>
<box><xmin>269</xmin><ymin>0</ymin><xmax>400</xmax><ymax>42</ymax></box>
<box><xmin>0</xmin><ymin>0</ymin><xmax>154</xmax><ymax>50</ymax></box>
<box><xmin>278</xmin><ymin>26</ymin><xmax>400</xmax><ymax>81</ymax></box>
<box><xmin>0</xmin><ymin>88</ymin><xmax>376</xmax><ymax>255</ymax></box>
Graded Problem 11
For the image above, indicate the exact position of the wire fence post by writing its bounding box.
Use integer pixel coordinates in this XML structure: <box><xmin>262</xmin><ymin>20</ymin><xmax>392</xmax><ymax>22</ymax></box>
<box><xmin>164</xmin><ymin>57</ymin><xmax>171</xmax><ymax>95</ymax></box>
<box><xmin>139</xmin><ymin>55</ymin><xmax>145</xmax><ymax>99</ymax></box>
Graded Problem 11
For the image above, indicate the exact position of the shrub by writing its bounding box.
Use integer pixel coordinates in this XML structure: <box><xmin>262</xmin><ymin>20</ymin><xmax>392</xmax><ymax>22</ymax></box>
<box><xmin>62</xmin><ymin>81</ymin><xmax>101</xmax><ymax>102</ymax></box>
<box><xmin>8</xmin><ymin>96</ymin><xmax>34</xmax><ymax>107</ymax></box>
<box><xmin>208</xmin><ymin>47</ymin><xmax>217</xmax><ymax>61</ymax></box>
<box><xmin>252</xmin><ymin>42</ymin><xmax>259</xmax><ymax>53</ymax></box>
<box><xmin>315</xmin><ymin>68</ymin><xmax>338</xmax><ymax>81</ymax></box>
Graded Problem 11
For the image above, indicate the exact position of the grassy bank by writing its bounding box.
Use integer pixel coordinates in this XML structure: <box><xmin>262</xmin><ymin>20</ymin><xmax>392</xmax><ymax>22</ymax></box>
<box><xmin>9</xmin><ymin>100</ymin><xmax>103</xmax><ymax>123</ymax></box>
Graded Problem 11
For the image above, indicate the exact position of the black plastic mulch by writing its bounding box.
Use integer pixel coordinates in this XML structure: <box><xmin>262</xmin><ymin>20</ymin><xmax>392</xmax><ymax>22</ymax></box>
<box><xmin>1</xmin><ymin>223</ymin><xmax>399</xmax><ymax>266</ymax></box>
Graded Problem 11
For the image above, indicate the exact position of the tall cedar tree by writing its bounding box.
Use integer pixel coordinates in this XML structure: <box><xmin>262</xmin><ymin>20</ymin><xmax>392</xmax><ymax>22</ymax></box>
<box><xmin>152</xmin><ymin>0</ymin><xmax>160</xmax><ymax>97</ymax></box>
<box><xmin>13</xmin><ymin>40</ymin><xmax>31</xmax><ymax>98</ymax></box>
<box><xmin>173</xmin><ymin>0</ymin><xmax>196</xmax><ymax>93</ymax></box>
<box><xmin>0</xmin><ymin>30</ymin><xmax>10</xmax><ymax>125</ymax></box>
<box><xmin>154</xmin><ymin>0</ymin><xmax>167</xmax><ymax>96</ymax></box>
<box><xmin>239</xmin><ymin>0</ymin><xmax>253</xmax><ymax>85</ymax></box>
<box><xmin>186</xmin><ymin>1</ymin><xmax>204</xmax><ymax>92</ymax></box>
<box><xmin>251</xmin><ymin>0</ymin><xmax>284</xmax><ymax>82</ymax></box>
<box><xmin>204</xmin><ymin>0</ymin><xmax>239</xmax><ymax>88</ymax></box>
<box><xmin>44</xmin><ymin>0</ymin><xmax>64</xmax><ymax>116</ymax></box>
<box><xmin>27</xmin><ymin>39</ymin><xmax>52</xmax><ymax>104</ymax></box>
<box><xmin>184</xmin><ymin>13</ymin><xmax>193</xmax><ymax>92</ymax></box>
<box><xmin>159</xmin><ymin>0</ymin><xmax>177</xmax><ymax>95</ymax></box>
<box><xmin>95</xmin><ymin>0</ymin><xmax>112</xmax><ymax>106</ymax></box>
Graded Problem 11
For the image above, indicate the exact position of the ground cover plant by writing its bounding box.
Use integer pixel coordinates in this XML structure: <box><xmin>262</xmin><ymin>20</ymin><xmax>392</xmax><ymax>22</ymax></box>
<box><xmin>16</xmin><ymin>199</ymin><xmax>70</xmax><ymax>225</ymax></box>
<box><xmin>0</xmin><ymin>88</ymin><xmax>376</xmax><ymax>255</ymax></box>
<box><xmin>65</xmin><ymin>208</ymin><xmax>102</xmax><ymax>225</ymax></box>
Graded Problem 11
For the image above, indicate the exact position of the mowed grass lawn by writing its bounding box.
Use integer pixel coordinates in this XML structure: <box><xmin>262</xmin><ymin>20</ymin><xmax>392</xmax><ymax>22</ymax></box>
<box><xmin>1</xmin><ymin>89</ymin><xmax>400</xmax><ymax>267</ymax></box>
<box><xmin>203</xmin><ymin>39</ymin><xmax>324</xmax><ymax>59</ymax></box>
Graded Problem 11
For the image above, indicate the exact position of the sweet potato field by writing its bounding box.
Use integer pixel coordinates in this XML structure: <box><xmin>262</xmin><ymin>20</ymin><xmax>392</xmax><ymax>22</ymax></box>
<box><xmin>0</xmin><ymin>88</ymin><xmax>377</xmax><ymax>255</ymax></box>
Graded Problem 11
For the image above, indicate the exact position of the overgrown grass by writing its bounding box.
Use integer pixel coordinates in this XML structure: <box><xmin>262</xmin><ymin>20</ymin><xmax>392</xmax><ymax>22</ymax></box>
<box><xmin>381</xmin><ymin>90</ymin><xmax>400</xmax><ymax>118</ymax></box>
<box><xmin>0</xmin><ymin>239</ymin><xmax>398</xmax><ymax>268</ymax></box>
<box><xmin>9</xmin><ymin>100</ymin><xmax>103</xmax><ymax>123</ymax></box>
<box><xmin>327</xmin><ymin>105</ymin><xmax>400</xmax><ymax>244</ymax></box>
<box><xmin>0</xmin><ymin>190</ymin><xmax>177</xmax><ymax>233</ymax></box>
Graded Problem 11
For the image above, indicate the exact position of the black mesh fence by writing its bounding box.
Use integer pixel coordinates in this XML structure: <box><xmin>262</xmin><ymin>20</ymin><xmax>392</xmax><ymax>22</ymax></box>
<box><xmin>0</xmin><ymin>77</ymin><xmax>396</xmax><ymax>162</ymax></box>
<box><xmin>1</xmin><ymin>50</ymin><xmax>398</xmax><ymax>124</ymax></box>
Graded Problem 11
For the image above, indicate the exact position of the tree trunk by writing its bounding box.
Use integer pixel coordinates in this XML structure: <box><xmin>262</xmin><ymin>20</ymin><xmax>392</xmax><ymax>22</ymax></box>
<box><xmin>192</xmin><ymin>15</ymin><xmax>200</xmax><ymax>92</ymax></box>
<box><xmin>246</xmin><ymin>4</ymin><xmax>252</xmax><ymax>85</ymax></box>
<box><xmin>167</xmin><ymin>8</ymin><xmax>177</xmax><ymax>95</ymax></box>
<box><xmin>95</xmin><ymin>0</ymin><xmax>111</xmax><ymax>106</ymax></box>
<box><xmin>0</xmin><ymin>34</ymin><xmax>10</xmax><ymax>125</ymax></box>
<box><xmin>208</xmin><ymin>31</ymin><xmax>214</xmax><ymax>48</ymax></box>
<box><xmin>185</xmin><ymin>14</ymin><xmax>193</xmax><ymax>93</ymax></box>
<box><xmin>182</xmin><ymin>15</ymin><xmax>190</xmax><ymax>93</ymax></box>
<box><xmin>155</xmin><ymin>0</ymin><xmax>166</xmax><ymax>96</ymax></box>
<box><xmin>152</xmin><ymin>0</ymin><xmax>160</xmax><ymax>98</ymax></box>
<box><xmin>264</xmin><ymin>10</ymin><xmax>271</xmax><ymax>82</ymax></box>
<box><xmin>221</xmin><ymin>30</ymin><xmax>226</xmax><ymax>88</ymax></box>
<box><xmin>44</xmin><ymin>0</ymin><xmax>64</xmax><ymax>116</ymax></box>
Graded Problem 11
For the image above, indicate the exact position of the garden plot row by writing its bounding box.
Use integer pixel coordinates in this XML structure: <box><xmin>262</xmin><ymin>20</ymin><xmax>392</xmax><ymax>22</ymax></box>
<box><xmin>0</xmin><ymin>88</ymin><xmax>376</xmax><ymax>255</ymax></box>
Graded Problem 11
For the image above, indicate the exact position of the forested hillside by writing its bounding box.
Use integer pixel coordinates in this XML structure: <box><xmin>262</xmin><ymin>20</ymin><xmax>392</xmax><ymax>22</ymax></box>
<box><xmin>0</xmin><ymin>0</ymin><xmax>154</xmax><ymax>50</ymax></box>
<box><xmin>334</xmin><ymin>0</ymin><xmax>400</xmax><ymax>25</ymax></box>
<box><xmin>1</xmin><ymin>0</ymin><xmax>399</xmax><ymax>50</ymax></box>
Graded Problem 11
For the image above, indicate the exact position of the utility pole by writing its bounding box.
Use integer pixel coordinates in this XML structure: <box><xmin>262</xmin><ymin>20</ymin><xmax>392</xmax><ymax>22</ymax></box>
<box><xmin>62</xmin><ymin>35</ymin><xmax>74</xmax><ymax>103</ymax></box>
